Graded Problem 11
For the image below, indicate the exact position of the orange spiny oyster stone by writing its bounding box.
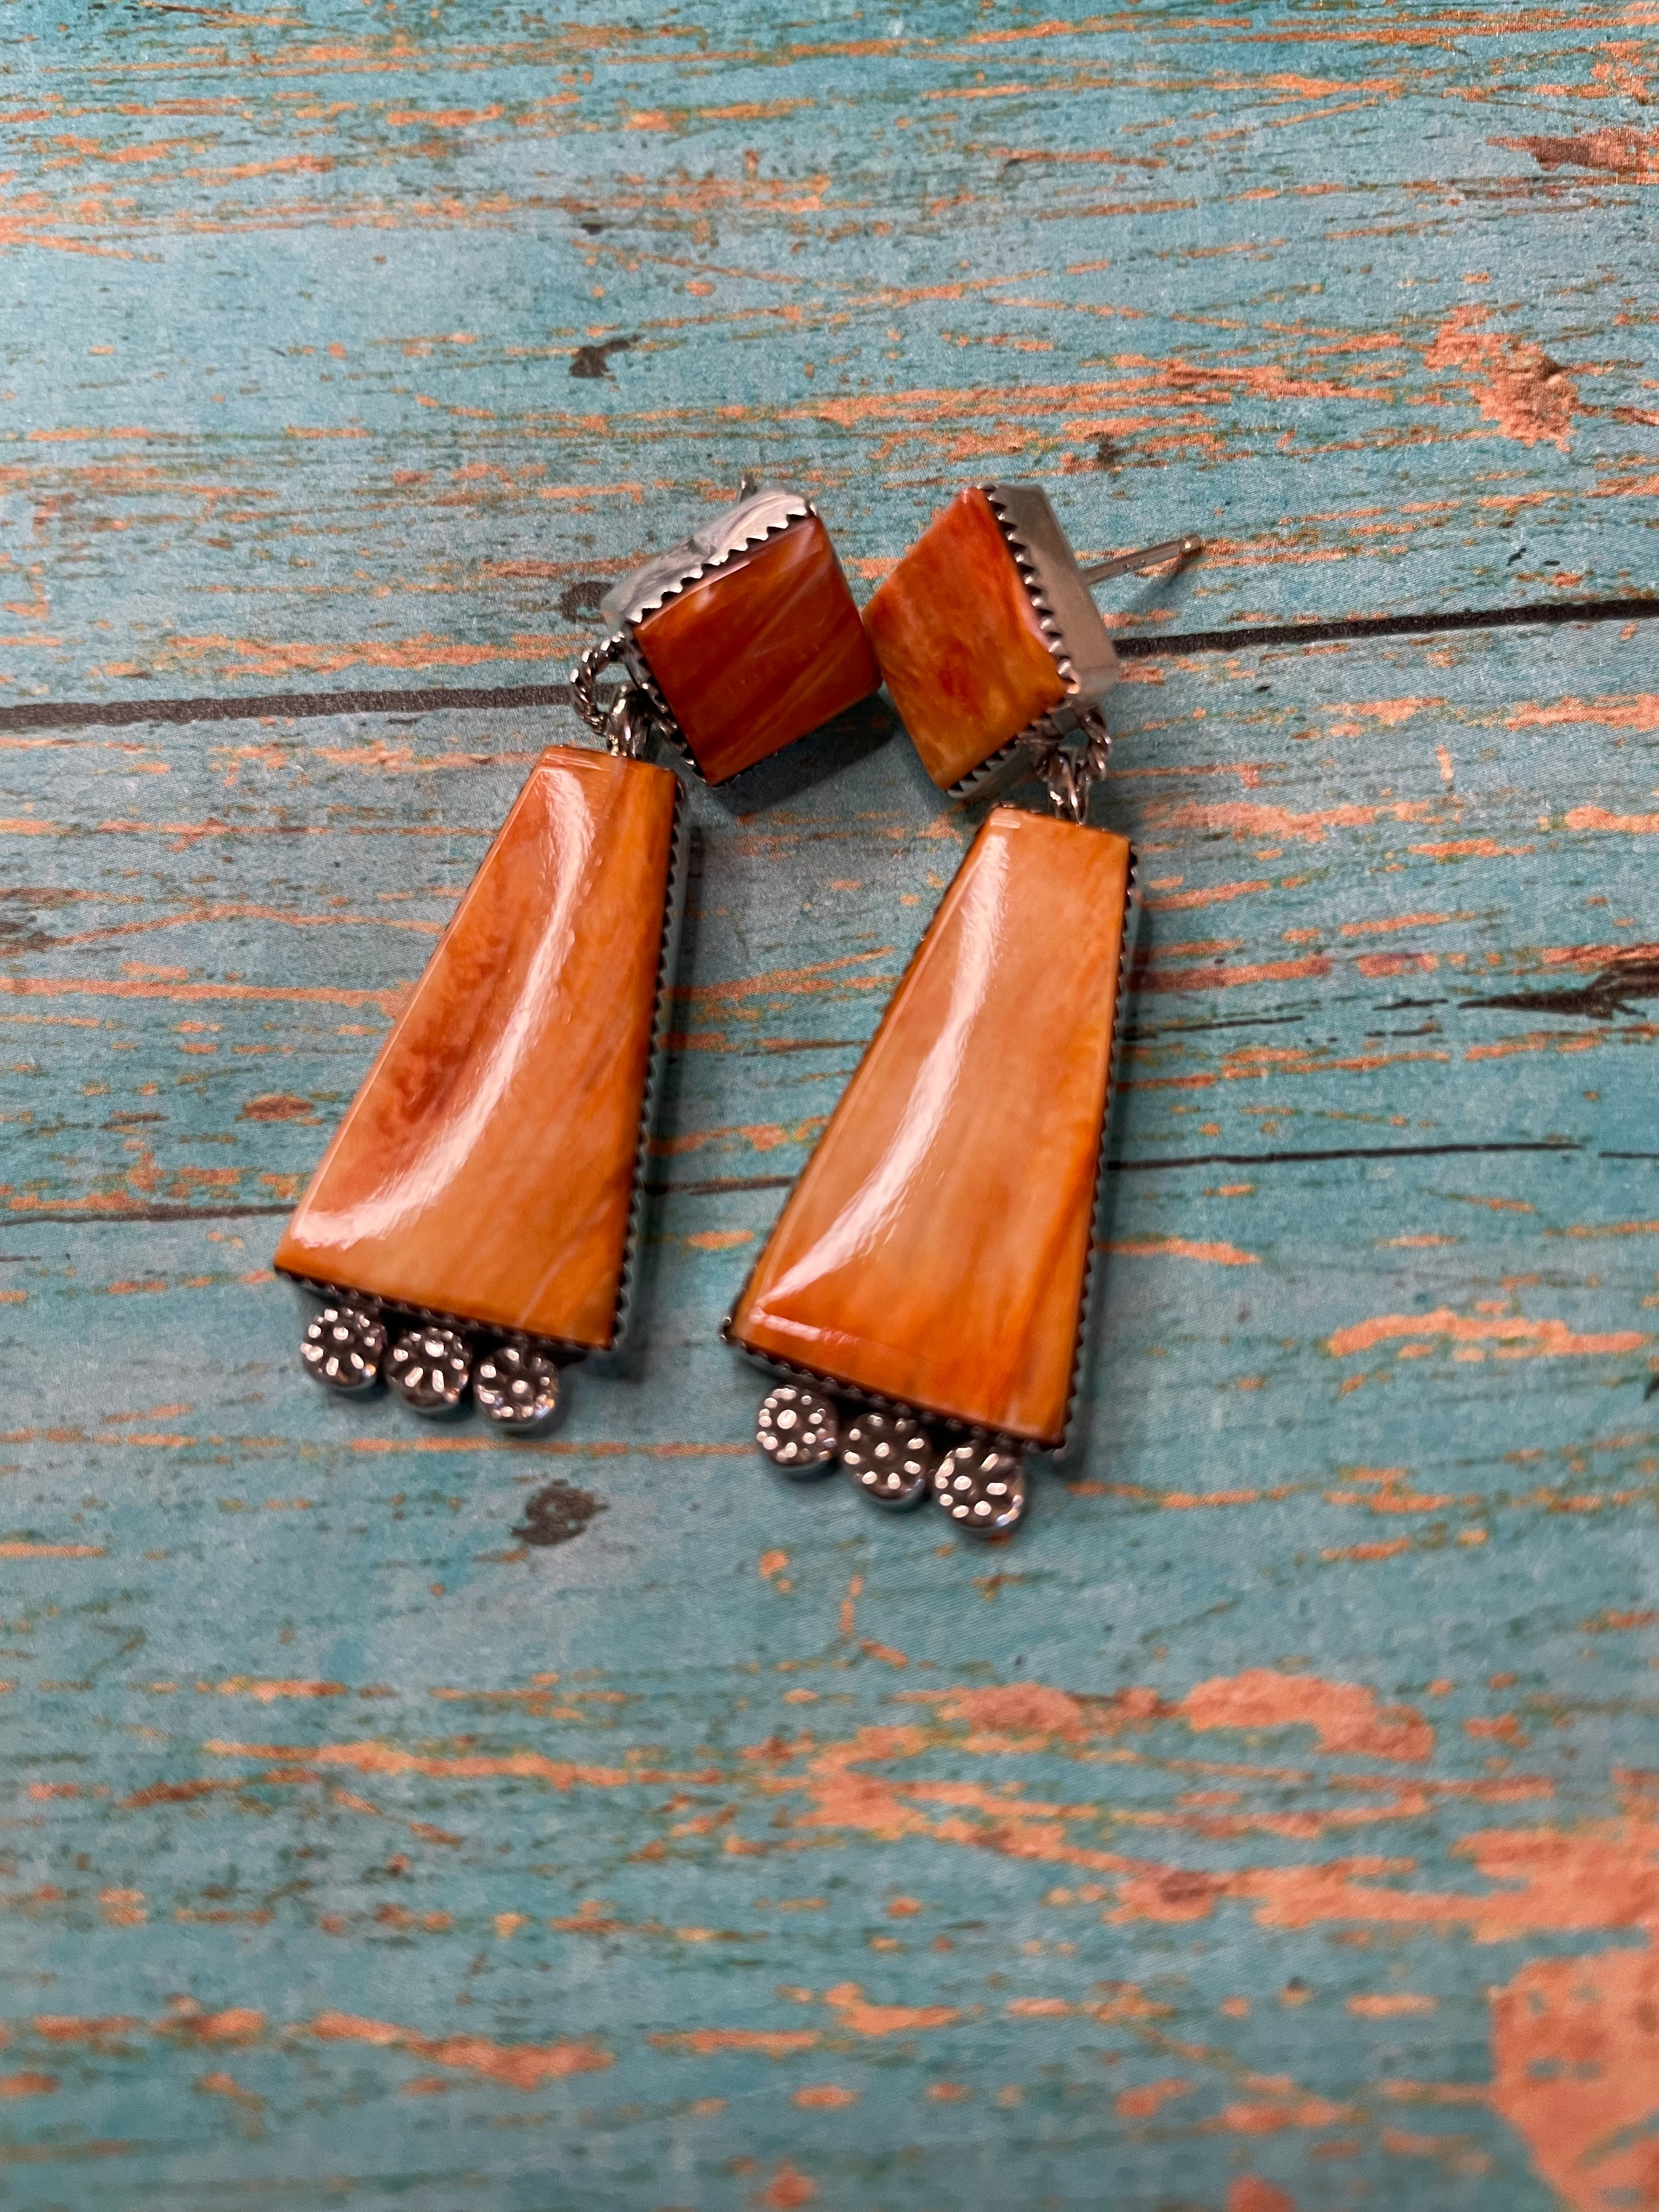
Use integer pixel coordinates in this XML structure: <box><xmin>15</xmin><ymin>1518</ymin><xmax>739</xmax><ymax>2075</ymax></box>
<box><xmin>729</xmin><ymin>806</ymin><xmax>1130</xmax><ymax>1447</ymax></box>
<box><xmin>275</xmin><ymin>746</ymin><xmax>678</xmax><ymax>1351</ymax></box>
<box><xmin>635</xmin><ymin>512</ymin><xmax>879</xmax><ymax>785</ymax></box>
<box><xmin>862</xmin><ymin>486</ymin><xmax>1067</xmax><ymax>791</ymax></box>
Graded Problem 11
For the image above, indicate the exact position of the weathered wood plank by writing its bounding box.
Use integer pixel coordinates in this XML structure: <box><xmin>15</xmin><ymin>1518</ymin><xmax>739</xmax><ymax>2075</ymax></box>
<box><xmin>4</xmin><ymin>614</ymin><xmax>1658</xmax><ymax>2208</ymax></box>
<box><xmin>3</xmin><ymin>617</ymin><xmax>1655</xmax><ymax>1214</ymax></box>
<box><xmin>2</xmin><ymin>2</ymin><xmax>1656</xmax><ymax>700</ymax></box>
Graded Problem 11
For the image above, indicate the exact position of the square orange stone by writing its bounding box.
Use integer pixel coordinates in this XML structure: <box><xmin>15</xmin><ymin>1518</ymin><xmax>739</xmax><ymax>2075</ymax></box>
<box><xmin>862</xmin><ymin>483</ymin><xmax>1120</xmax><ymax>794</ymax></box>
<box><xmin>275</xmin><ymin>746</ymin><xmax>681</xmax><ymax>1352</ymax></box>
<box><xmin>619</xmin><ymin>496</ymin><xmax>879</xmax><ymax>785</ymax></box>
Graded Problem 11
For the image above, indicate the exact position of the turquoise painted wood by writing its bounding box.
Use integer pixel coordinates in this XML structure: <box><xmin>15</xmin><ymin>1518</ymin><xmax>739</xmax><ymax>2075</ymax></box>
<box><xmin>4</xmin><ymin>5</ymin><xmax>1659</xmax><ymax>2210</ymax></box>
<box><xmin>2</xmin><ymin>1</ymin><xmax>1656</xmax><ymax>702</ymax></box>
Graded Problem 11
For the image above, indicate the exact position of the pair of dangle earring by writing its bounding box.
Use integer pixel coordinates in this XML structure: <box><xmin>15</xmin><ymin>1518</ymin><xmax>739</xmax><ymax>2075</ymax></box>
<box><xmin>273</xmin><ymin>477</ymin><xmax>1195</xmax><ymax>1544</ymax></box>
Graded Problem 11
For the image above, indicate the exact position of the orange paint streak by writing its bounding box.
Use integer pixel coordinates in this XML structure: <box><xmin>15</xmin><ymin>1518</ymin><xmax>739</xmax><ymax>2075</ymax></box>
<box><xmin>385</xmin><ymin>105</ymin><xmax>503</xmax><ymax>128</ymax></box>
<box><xmin>1511</xmin><ymin>693</ymin><xmax>1659</xmax><ymax>733</ymax></box>
<box><xmin>1564</xmin><ymin>805</ymin><xmax>1659</xmax><ymax>833</ymax></box>
<box><xmin>0</xmin><ymin>1541</ymin><xmax>104</xmax><ymax>1558</ymax></box>
<box><xmin>934</xmin><ymin>1684</ymin><xmax>1102</xmax><ymax>1741</ymax></box>
<box><xmin>1216</xmin><ymin>2092</ymin><xmax>1358</xmax><ymax>2134</ymax></box>
<box><xmin>652</xmin><ymin>2029</ymin><xmax>819</xmax><ymax>2057</ymax></box>
<box><xmin>1347</xmin><ymin>1993</ymin><xmax>1437</xmax><ymax>2017</ymax></box>
<box><xmin>81</xmin><ymin>2002</ymin><xmax>259</xmax><ymax>2046</ymax></box>
<box><xmin>196</xmin><ymin>2069</ymin><xmax>261</xmax><ymax>2106</ymax></box>
<box><xmin>1499</xmin><ymin>125</ymin><xmax>1659</xmax><ymax>178</ymax></box>
<box><xmin>309</xmin><ymin>2011</ymin><xmax>610</xmax><ymax>2090</ymax></box>
<box><xmin>0</xmin><ymin>2071</ymin><xmax>58</xmax><ymax>2097</ymax></box>
<box><xmin>122</xmin><ymin>1778</ymin><xmax>240</xmax><ymax>1809</ymax></box>
<box><xmin>1356</xmin><ymin>951</ymin><xmax>1437</xmax><ymax>978</ymax></box>
<box><xmin>1490</xmin><ymin>1944</ymin><xmax>1659</xmax><ymax>2211</ymax></box>
<box><xmin>1155</xmin><ymin>798</ymin><xmax>1433</xmax><ymax>845</ymax></box>
<box><xmin>1181</xmin><ymin>1670</ymin><xmax>1432</xmax><ymax>1763</ymax></box>
<box><xmin>1227</xmin><ymin>2182</ymin><xmax>1299</xmax><ymax>2212</ymax></box>
<box><xmin>1143</xmin><ymin>878</ymin><xmax>1271</xmax><ymax>912</ymax></box>
<box><xmin>1328</xmin><ymin>1308</ymin><xmax>1646</xmax><ymax>1359</ymax></box>
<box><xmin>824</xmin><ymin>1983</ymin><xmax>958</xmax><ymax>2037</ymax></box>
<box><xmin>679</xmin><ymin>950</ymin><xmax>894</xmax><ymax>1007</ymax></box>
<box><xmin>159</xmin><ymin>633</ymin><xmax>561</xmax><ymax>680</ymax></box>
<box><xmin>1340</xmin><ymin>910</ymin><xmax>1466</xmax><ymax>937</ymax></box>
<box><xmin>759</xmin><ymin>2162</ymin><xmax>818</xmax><ymax>2210</ymax></box>
<box><xmin>1410</xmin><ymin>838</ymin><xmax>1535</xmax><ymax>859</ymax></box>
<box><xmin>1106</xmin><ymin>1236</ymin><xmax>1260</xmax><ymax>1266</ymax></box>
<box><xmin>0</xmin><ymin>975</ymin><xmax>407</xmax><ymax>1015</ymax></box>
<box><xmin>1117</xmin><ymin>2076</ymin><xmax>1193</xmax><ymax>2118</ymax></box>
<box><xmin>1138</xmin><ymin>954</ymin><xmax>1331</xmax><ymax>993</ymax></box>
<box><xmin>1465</xmin><ymin>1031</ymin><xmax>1602</xmax><ymax>1063</ymax></box>
<box><xmin>1424</xmin><ymin>308</ymin><xmax>1577</xmax><ymax>448</ymax></box>
<box><xmin>201</xmin><ymin>1739</ymin><xmax>717</xmax><ymax>1788</ymax></box>
<box><xmin>208</xmin><ymin>1679</ymin><xmax>347</xmax><ymax>1702</ymax></box>
<box><xmin>32</xmin><ymin>2017</ymin><xmax>142</xmax><ymax>2045</ymax></box>
<box><xmin>1114</xmin><ymin>1814</ymin><xmax>1659</xmax><ymax>1942</ymax></box>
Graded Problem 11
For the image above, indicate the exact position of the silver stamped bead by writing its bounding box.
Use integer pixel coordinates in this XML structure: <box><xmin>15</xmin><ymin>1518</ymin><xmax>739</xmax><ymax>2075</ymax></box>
<box><xmin>301</xmin><ymin>1302</ymin><xmax>386</xmax><ymax>1395</ymax></box>
<box><xmin>933</xmin><ymin>1440</ymin><xmax>1028</xmax><ymax>1538</ymax></box>
<box><xmin>475</xmin><ymin>1341</ymin><xmax>560</xmax><ymax>1434</ymax></box>
<box><xmin>755</xmin><ymin>1385</ymin><xmax>839</xmax><ymax>1476</ymax></box>
<box><xmin>387</xmin><ymin>1325</ymin><xmax>472</xmax><ymax>1417</ymax></box>
<box><xmin>842</xmin><ymin>1410</ymin><xmax>935</xmax><ymax>1511</ymax></box>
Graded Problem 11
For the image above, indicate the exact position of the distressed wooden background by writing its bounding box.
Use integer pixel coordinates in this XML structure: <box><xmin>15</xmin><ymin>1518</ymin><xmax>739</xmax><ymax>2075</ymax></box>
<box><xmin>3</xmin><ymin>5</ymin><xmax>1658</xmax><ymax>2209</ymax></box>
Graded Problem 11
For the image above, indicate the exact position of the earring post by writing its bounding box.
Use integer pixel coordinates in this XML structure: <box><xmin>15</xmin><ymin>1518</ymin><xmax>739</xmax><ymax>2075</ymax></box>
<box><xmin>1079</xmin><ymin>533</ymin><xmax>1203</xmax><ymax>588</ymax></box>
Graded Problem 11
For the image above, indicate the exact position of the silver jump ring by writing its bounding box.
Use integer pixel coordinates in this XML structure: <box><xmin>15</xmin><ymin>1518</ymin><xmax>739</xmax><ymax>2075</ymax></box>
<box><xmin>1029</xmin><ymin>710</ymin><xmax>1111</xmax><ymax>823</ymax></box>
<box><xmin>570</xmin><ymin>633</ymin><xmax>656</xmax><ymax>759</ymax></box>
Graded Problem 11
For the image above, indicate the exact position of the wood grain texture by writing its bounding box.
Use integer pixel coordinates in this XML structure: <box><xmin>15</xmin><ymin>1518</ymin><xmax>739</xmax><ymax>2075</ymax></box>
<box><xmin>2</xmin><ymin>1</ymin><xmax>1657</xmax><ymax>703</ymax></box>
<box><xmin>5</xmin><ymin>2</ymin><xmax>1659</xmax><ymax>2206</ymax></box>
<box><xmin>5</xmin><ymin>612</ymin><xmax>1659</xmax><ymax>2209</ymax></box>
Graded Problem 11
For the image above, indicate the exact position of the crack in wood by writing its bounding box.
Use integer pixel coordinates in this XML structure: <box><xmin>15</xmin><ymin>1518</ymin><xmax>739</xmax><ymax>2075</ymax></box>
<box><xmin>2</xmin><ymin>595</ymin><xmax>1656</xmax><ymax>737</ymax></box>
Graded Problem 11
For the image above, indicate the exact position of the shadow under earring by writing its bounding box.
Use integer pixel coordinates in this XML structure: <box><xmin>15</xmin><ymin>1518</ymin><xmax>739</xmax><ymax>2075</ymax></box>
<box><xmin>275</xmin><ymin>727</ymin><xmax>684</xmax><ymax>1433</ymax></box>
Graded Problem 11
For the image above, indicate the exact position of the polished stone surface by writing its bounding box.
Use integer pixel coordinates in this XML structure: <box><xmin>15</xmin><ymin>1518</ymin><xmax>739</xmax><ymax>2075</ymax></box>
<box><xmin>276</xmin><ymin>745</ymin><xmax>677</xmax><ymax>1349</ymax></box>
<box><xmin>862</xmin><ymin>486</ymin><xmax>1068</xmax><ymax>789</ymax></box>
<box><xmin>636</xmin><ymin>511</ymin><xmax>879</xmax><ymax>784</ymax></box>
<box><xmin>730</xmin><ymin>805</ymin><xmax>1130</xmax><ymax>1446</ymax></box>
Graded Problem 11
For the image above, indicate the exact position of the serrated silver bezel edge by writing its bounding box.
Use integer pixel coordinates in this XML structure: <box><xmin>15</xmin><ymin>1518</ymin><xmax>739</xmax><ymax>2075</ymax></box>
<box><xmin>609</xmin><ymin>770</ymin><xmax>690</xmax><ymax>1351</ymax></box>
<box><xmin>619</xmin><ymin>500</ymin><xmax>816</xmax><ymax>788</ymax></box>
<box><xmin>1051</xmin><ymin>838</ymin><xmax>1138</xmax><ymax>1459</ymax></box>
<box><xmin>943</xmin><ymin>485</ymin><xmax>1094</xmax><ymax>805</ymax></box>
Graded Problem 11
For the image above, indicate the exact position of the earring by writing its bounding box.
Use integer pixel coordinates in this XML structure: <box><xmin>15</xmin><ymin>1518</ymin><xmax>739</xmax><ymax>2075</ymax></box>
<box><xmin>723</xmin><ymin>745</ymin><xmax>1134</xmax><ymax>1540</ymax></box>
<box><xmin>575</xmin><ymin>476</ymin><xmax>880</xmax><ymax>786</ymax></box>
<box><xmin>274</xmin><ymin>720</ymin><xmax>684</xmax><ymax>1433</ymax></box>
<box><xmin>862</xmin><ymin>479</ymin><xmax>1198</xmax><ymax>803</ymax></box>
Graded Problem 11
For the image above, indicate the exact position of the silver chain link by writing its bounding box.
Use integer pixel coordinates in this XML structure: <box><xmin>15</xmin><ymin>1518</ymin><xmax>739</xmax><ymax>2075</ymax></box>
<box><xmin>1027</xmin><ymin>709</ymin><xmax>1111</xmax><ymax>824</ymax></box>
<box><xmin>571</xmin><ymin>633</ymin><xmax>658</xmax><ymax>760</ymax></box>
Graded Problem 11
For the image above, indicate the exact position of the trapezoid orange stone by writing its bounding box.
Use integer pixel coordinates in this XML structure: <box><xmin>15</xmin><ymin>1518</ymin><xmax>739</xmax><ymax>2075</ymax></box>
<box><xmin>862</xmin><ymin>486</ymin><xmax>1068</xmax><ymax>791</ymax></box>
<box><xmin>275</xmin><ymin>744</ymin><xmax>680</xmax><ymax>1352</ymax></box>
<box><xmin>636</xmin><ymin>511</ymin><xmax>880</xmax><ymax>785</ymax></box>
<box><xmin>728</xmin><ymin>805</ymin><xmax>1131</xmax><ymax>1447</ymax></box>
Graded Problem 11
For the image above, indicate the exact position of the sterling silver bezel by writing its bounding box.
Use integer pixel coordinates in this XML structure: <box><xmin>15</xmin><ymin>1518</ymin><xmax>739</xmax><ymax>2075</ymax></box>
<box><xmin>604</xmin><ymin>487</ymin><xmax>815</xmax><ymax>789</ymax></box>
<box><xmin>946</xmin><ymin>481</ymin><xmax>1122</xmax><ymax>806</ymax></box>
